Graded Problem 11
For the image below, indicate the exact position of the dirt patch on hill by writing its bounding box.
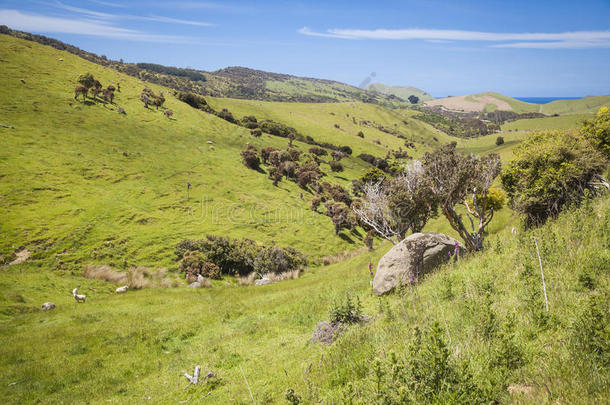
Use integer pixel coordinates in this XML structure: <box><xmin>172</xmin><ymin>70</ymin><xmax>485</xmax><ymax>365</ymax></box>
<box><xmin>425</xmin><ymin>95</ymin><xmax>513</xmax><ymax>112</ymax></box>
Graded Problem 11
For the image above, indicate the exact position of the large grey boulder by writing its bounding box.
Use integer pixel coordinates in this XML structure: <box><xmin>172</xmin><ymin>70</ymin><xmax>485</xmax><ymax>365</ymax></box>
<box><xmin>373</xmin><ymin>233</ymin><xmax>464</xmax><ymax>295</ymax></box>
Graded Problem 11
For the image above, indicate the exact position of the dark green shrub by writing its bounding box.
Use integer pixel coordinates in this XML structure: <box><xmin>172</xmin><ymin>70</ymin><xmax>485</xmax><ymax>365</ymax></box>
<box><xmin>253</xmin><ymin>246</ymin><xmax>307</xmax><ymax>274</ymax></box>
<box><xmin>217</xmin><ymin>108</ymin><xmax>237</xmax><ymax>123</ymax></box>
<box><xmin>250</xmin><ymin>128</ymin><xmax>262</xmax><ymax>137</ymax></box>
<box><xmin>241</xmin><ymin>115</ymin><xmax>258</xmax><ymax>129</ymax></box>
<box><xmin>329</xmin><ymin>160</ymin><xmax>343</xmax><ymax>172</ymax></box>
<box><xmin>240</xmin><ymin>145</ymin><xmax>260</xmax><ymax>169</ymax></box>
<box><xmin>495</xmin><ymin>136</ymin><xmax>504</xmax><ymax>145</ymax></box>
<box><xmin>309</xmin><ymin>147</ymin><xmax>328</xmax><ymax>156</ymax></box>
<box><xmin>77</xmin><ymin>72</ymin><xmax>95</xmax><ymax>89</ymax></box>
<box><xmin>357</xmin><ymin>131</ymin><xmax>364</xmax><ymax>138</ymax></box>
<box><xmin>329</xmin><ymin>294</ymin><xmax>362</xmax><ymax>324</ymax></box>
<box><xmin>178</xmin><ymin>92</ymin><xmax>207</xmax><ymax>109</ymax></box>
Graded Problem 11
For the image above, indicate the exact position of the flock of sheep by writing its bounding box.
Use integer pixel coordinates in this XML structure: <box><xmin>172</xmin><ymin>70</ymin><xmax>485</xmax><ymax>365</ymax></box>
<box><xmin>41</xmin><ymin>285</ymin><xmax>128</xmax><ymax>311</ymax></box>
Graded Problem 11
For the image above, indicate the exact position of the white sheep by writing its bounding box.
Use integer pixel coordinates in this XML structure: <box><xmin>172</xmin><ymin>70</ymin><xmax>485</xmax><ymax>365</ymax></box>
<box><xmin>115</xmin><ymin>285</ymin><xmax>128</xmax><ymax>294</ymax></box>
<box><xmin>72</xmin><ymin>287</ymin><xmax>86</xmax><ymax>303</ymax></box>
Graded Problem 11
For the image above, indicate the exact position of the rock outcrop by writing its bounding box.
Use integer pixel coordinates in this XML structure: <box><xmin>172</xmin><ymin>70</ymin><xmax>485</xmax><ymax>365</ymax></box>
<box><xmin>373</xmin><ymin>233</ymin><xmax>463</xmax><ymax>295</ymax></box>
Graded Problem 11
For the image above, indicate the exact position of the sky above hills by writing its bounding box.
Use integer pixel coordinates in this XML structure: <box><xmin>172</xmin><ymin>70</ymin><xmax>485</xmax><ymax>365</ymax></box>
<box><xmin>1</xmin><ymin>0</ymin><xmax>609</xmax><ymax>97</ymax></box>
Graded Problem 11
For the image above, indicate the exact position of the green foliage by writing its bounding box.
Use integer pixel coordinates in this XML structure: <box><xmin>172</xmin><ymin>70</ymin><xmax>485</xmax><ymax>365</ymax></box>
<box><xmin>360</xmin><ymin>168</ymin><xmax>386</xmax><ymax>184</ymax></box>
<box><xmin>77</xmin><ymin>72</ymin><xmax>95</xmax><ymax>89</ymax></box>
<box><xmin>501</xmin><ymin>130</ymin><xmax>606</xmax><ymax>226</ymax></box>
<box><xmin>176</xmin><ymin>236</ymin><xmax>307</xmax><ymax>276</ymax></box>
<box><xmin>496</xmin><ymin>136</ymin><xmax>504</xmax><ymax>145</ymax></box>
<box><xmin>177</xmin><ymin>92</ymin><xmax>208</xmax><ymax>110</ymax></box>
<box><xmin>329</xmin><ymin>294</ymin><xmax>362</xmax><ymax>324</ymax></box>
<box><xmin>285</xmin><ymin>388</ymin><xmax>302</xmax><ymax>404</ymax></box>
<box><xmin>135</xmin><ymin>63</ymin><xmax>206</xmax><ymax>82</ymax></box>
<box><xmin>571</xmin><ymin>293</ymin><xmax>610</xmax><ymax>366</ymax></box>
<box><xmin>253</xmin><ymin>246</ymin><xmax>307</xmax><ymax>275</ymax></box>
<box><xmin>580</xmin><ymin>106</ymin><xmax>610</xmax><ymax>159</ymax></box>
<box><xmin>329</xmin><ymin>160</ymin><xmax>343</xmax><ymax>172</ymax></box>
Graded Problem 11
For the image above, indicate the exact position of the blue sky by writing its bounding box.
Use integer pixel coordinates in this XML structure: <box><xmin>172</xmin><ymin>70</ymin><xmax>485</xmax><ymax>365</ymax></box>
<box><xmin>1</xmin><ymin>0</ymin><xmax>609</xmax><ymax>97</ymax></box>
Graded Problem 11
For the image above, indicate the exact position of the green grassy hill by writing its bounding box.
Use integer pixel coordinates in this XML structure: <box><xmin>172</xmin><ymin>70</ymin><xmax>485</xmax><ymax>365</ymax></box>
<box><xmin>366</xmin><ymin>83</ymin><xmax>434</xmax><ymax>102</ymax></box>
<box><xmin>1</xmin><ymin>32</ymin><xmax>608</xmax><ymax>405</ymax></box>
<box><xmin>539</xmin><ymin>95</ymin><xmax>610</xmax><ymax>115</ymax></box>
<box><xmin>426</xmin><ymin>91</ymin><xmax>609</xmax><ymax>115</ymax></box>
<box><xmin>501</xmin><ymin>113</ymin><xmax>594</xmax><ymax>132</ymax></box>
<box><xmin>2</xmin><ymin>28</ymin><xmax>407</xmax><ymax>106</ymax></box>
<box><xmin>0</xmin><ymin>34</ymin><xmax>450</xmax><ymax>271</ymax></box>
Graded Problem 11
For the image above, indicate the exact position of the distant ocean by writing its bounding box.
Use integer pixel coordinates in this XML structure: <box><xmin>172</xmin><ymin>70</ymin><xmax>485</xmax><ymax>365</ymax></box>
<box><xmin>513</xmin><ymin>97</ymin><xmax>582</xmax><ymax>104</ymax></box>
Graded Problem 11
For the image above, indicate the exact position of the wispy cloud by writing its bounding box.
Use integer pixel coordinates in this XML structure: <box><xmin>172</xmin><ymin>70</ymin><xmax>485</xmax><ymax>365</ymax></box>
<box><xmin>56</xmin><ymin>2</ymin><xmax>214</xmax><ymax>27</ymax></box>
<box><xmin>0</xmin><ymin>9</ymin><xmax>196</xmax><ymax>43</ymax></box>
<box><xmin>298</xmin><ymin>27</ymin><xmax>610</xmax><ymax>49</ymax></box>
<box><xmin>88</xmin><ymin>0</ymin><xmax>128</xmax><ymax>8</ymax></box>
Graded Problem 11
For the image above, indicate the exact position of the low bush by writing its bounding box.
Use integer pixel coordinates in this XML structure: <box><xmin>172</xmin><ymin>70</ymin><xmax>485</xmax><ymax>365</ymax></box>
<box><xmin>329</xmin><ymin>160</ymin><xmax>343</xmax><ymax>172</ymax></box>
<box><xmin>496</xmin><ymin>136</ymin><xmax>504</xmax><ymax>145</ymax></box>
<box><xmin>175</xmin><ymin>235</ymin><xmax>307</xmax><ymax>276</ymax></box>
<box><xmin>329</xmin><ymin>294</ymin><xmax>362</xmax><ymax>324</ymax></box>
<box><xmin>240</xmin><ymin>145</ymin><xmax>261</xmax><ymax>169</ymax></box>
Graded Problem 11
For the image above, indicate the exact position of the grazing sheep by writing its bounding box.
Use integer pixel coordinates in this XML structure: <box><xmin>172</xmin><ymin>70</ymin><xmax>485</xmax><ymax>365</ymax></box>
<box><xmin>41</xmin><ymin>302</ymin><xmax>56</xmax><ymax>311</ymax></box>
<box><xmin>115</xmin><ymin>285</ymin><xmax>128</xmax><ymax>294</ymax></box>
<box><xmin>72</xmin><ymin>287</ymin><xmax>86</xmax><ymax>303</ymax></box>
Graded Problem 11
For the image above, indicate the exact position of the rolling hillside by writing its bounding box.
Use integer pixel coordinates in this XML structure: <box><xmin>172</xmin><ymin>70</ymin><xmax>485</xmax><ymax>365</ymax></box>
<box><xmin>0</xmin><ymin>29</ymin><xmax>608</xmax><ymax>405</ymax></box>
<box><xmin>366</xmin><ymin>83</ymin><xmax>434</xmax><ymax>102</ymax></box>
<box><xmin>426</xmin><ymin>91</ymin><xmax>609</xmax><ymax>115</ymax></box>
<box><xmin>0</xmin><ymin>34</ymin><xmax>449</xmax><ymax>271</ymax></box>
<box><xmin>1</xmin><ymin>27</ymin><xmax>407</xmax><ymax>106</ymax></box>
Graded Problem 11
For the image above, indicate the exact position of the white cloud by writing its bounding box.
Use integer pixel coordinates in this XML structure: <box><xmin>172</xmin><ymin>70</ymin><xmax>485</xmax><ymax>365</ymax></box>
<box><xmin>298</xmin><ymin>27</ymin><xmax>610</xmax><ymax>49</ymax></box>
<box><xmin>56</xmin><ymin>2</ymin><xmax>214</xmax><ymax>27</ymax></box>
<box><xmin>0</xmin><ymin>9</ymin><xmax>196</xmax><ymax>43</ymax></box>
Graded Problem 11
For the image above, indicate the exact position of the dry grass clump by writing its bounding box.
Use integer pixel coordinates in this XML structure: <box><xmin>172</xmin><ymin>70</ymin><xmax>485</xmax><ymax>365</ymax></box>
<box><xmin>321</xmin><ymin>247</ymin><xmax>367</xmax><ymax>266</ymax></box>
<box><xmin>238</xmin><ymin>269</ymin><xmax>301</xmax><ymax>285</ymax></box>
<box><xmin>84</xmin><ymin>265</ymin><xmax>179</xmax><ymax>289</ymax></box>
<box><xmin>84</xmin><ymin>264</ymin><xmax>127</xmax><ymax>284</ymax></box>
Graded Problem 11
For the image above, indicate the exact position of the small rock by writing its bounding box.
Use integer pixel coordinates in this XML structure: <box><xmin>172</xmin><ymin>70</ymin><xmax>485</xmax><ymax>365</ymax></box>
<box><xmin>255</xmin><ymin>278</ymin><xmax>272</xmax><ymax>286</ymax></box>
<box><xmin>9</xmin><ymin>249</ymin><xmax>30</xmax><ymax>266</ymax></box>
<box><xmin>187</xmin><ymin>282</ymin><xmax>202</xmax><ymax>288</ymax></box>
<box><xmin>206</xmin><ymin>141</ymin><xmax>214</xmax><ymax>144</ymax></box>
<box><xmin>41</xmin><ymin>302</ymin><xmax>56</xmax><ymax>311</ymax></box>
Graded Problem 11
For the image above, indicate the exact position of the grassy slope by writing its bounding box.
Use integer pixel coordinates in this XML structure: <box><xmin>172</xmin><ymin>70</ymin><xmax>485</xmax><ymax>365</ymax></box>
<box><xmin>0</xmin><ymin>195</ymin><xmax>606</xmax><ymax>404</ymax></box>
<box><xmin>501</xmin><ymin>113</ymin><xmax>594</xmax><ymax>132</ymax></box>
<box><xmin>0</xmin><ymin>35</ymin><xmax>385</xmax><ymax>269</ymax></box>
<box><xmin>539</xmin><ymin>95</ymin><xmax>610</xmax><ymax>115</ymax></box>
<box><xmin>366</xmin><ymin>83</ymin><xmax>434</xmax><ymax>102</ymax></box>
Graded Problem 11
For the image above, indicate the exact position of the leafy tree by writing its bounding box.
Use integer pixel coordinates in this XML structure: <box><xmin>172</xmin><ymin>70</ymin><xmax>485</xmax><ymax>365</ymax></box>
<box><xmin>501</xmin><ymin>130</ymin><xmax>606</xmax><ymax>227</ymax></box>
<box><xmin>423</xmin><ymin>144</ymin><xmax>501</xmax><ymax>251</ymax></box>
<box><xmin>408</xmin><ymin>95</ymin><xmax>420</xmax><ymax>104</ymax></box>
<box><xmin>77</xmin><ymin>73</ymin><xmax>95</xmax><ymax>89</ymax></box>
<box><xmin>354</xmin><ymin>161</ymin><xmax>437</xmax><ymax>244</ymax></box>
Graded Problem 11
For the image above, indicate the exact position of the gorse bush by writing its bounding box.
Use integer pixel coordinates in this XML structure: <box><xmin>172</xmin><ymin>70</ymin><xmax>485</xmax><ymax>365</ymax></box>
<box><xmin>501</xmin><ymin>130</ymin><xmax>606</xmax><ymax>227</ymax></box>
<box><xmin>580</xmin><ymin>106</ymin><xmax>610</xmax><ymax>159</ymax></box>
